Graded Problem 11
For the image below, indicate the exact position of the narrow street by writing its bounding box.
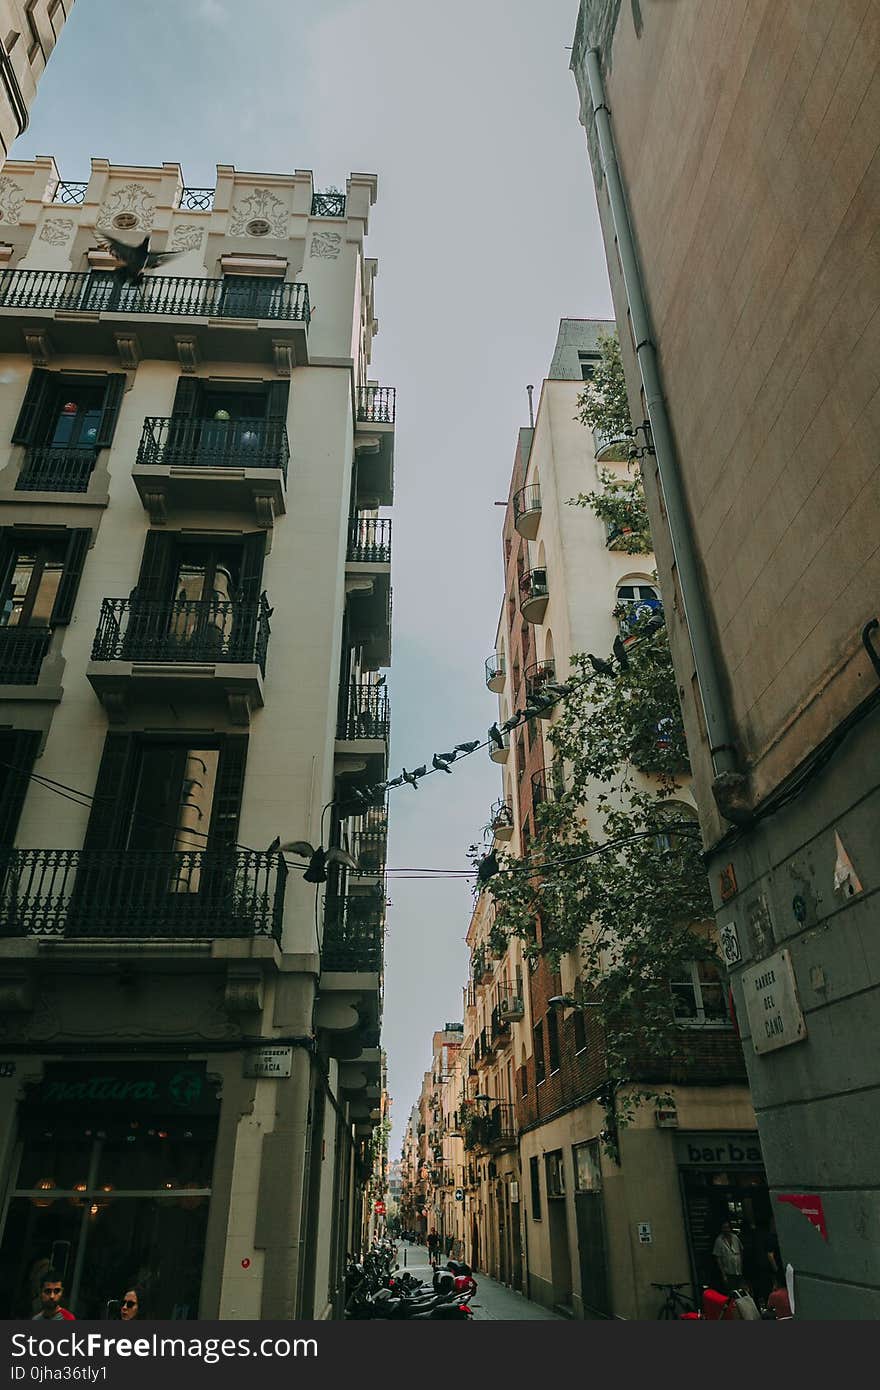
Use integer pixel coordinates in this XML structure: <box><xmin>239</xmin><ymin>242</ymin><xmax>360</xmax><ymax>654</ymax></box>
<box><xmin>396</xmin><ymin>1244</ymin><xmax>564</xmax><ymax>1321</ymax></box>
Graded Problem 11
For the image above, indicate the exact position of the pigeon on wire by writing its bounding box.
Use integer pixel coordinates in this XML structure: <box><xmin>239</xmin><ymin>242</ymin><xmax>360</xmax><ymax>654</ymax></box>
<box><xmin>97</xmin><ymin>232</ymin><xmax>184</xmax><ymax>286</ymax></box>
<box><xmin>501</xmin><ymin>715</ymin><xmax>520</xmax><ymax>733</ymax></box>
<box><xmin>386</xmin><ymin>775</ymin><xmax>404</xmax><ymax>788</ymax></box>
<box><xmin>435</xmin><ymin>750</ymin><xmax>458</xmax><ymax>765</ymax></box>
<box><xmin>488</xmin><ymin>723</ymin><xmax>505</xmax><ymax>749</ymax></box>
<box><xmin>587</xmin><ymin>653</ymin><xmax>615</xmax><ymax>677</ymax></box>
<box><xmin>265</xmin><ymin>839</ymin><xmax>358</xmax><ymax>883</ymax></box>
<box><xmin>454</xmin><ymin>740</ymin><xmax>481</xmax><ymax>754</ymax></box>
<box><xmin>612</xmin><ymin>635</ymin><xmax>630</xmax><ymax>670</ymax></box>
<box><xmin>432</xmin><ymin>753</ymin><xmax>453</xmax><ymax>773</ymax></box>
<box><xmin>402</xmin><ymin>768</ymin><xmax>420</xmax><ymax>789</ymax></box>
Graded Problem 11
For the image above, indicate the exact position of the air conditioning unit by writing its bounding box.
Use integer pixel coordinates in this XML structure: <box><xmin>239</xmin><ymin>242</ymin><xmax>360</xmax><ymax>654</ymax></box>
<box><xmin>499</xmin><ymin>996</ymin><xmax>524</xmax><ymax>1021</ymax></box>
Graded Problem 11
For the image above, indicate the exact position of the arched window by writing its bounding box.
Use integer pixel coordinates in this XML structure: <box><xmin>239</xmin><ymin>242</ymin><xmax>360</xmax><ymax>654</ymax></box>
<box><xmin>615</xmin><ymin>577</ymin><xmax>661</xmax><ymax>633</ymax></box>
<box><xmin>652</xmin><ymin>800</ymin><xmax>698</xmax><ymax>853</ymax></box>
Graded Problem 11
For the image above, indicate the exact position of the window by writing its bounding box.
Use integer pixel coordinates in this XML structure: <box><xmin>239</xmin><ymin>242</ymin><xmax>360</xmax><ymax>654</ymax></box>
<box><xmin>547</xmin><ymin>1009</ymin><xmax>560</xmax><ymax>1074</ymax></box>
<box><xmin>0</xmin><ymin>729</ymin><xmax>40</xmax><ymax>845</ymax></box>
<box><xmin>533</xmin><ymin>1022</ymin><xmax>546</xmax><ymax>1085</ymax></box>
<box><xmin>573</xmin><ymin>1140</ymin><xmax>602</xmax><ymax>1193</ymax></box>
<box><xmin>572</xmin><ymin>1008</ymin><xmax>587</xmax><ymax>1054</ymax></box>
<box><xmin>578</xmin><ymin>352</ymin><xmax>600</xmax><ymax>381</ymax></box>
<box><xmin>671</xmin><ymin>959</ymin><xmax>728</xmax><ymax>1025</ymax></box>
<box><xmin>545</xmin><ymin>1149</ymin><xmax>565</xmax><ymax>1197</ymax></box>
<box><xmin>1</xmin><ymin>538</ymin><xmax>66</xmax><ymax>627</ymax></box>
<box><xmin>0</xmin><ymin>529</ymin><xmax>90</xmax><ymax>682</ymax></box>
<box><xmin>529</xmin><ymin>1155</ymin><xmax>541</xmax><ymax>1220</ymax></box>
<box><xmin>519</xmin><ymin>1064</ymin><xmax>528</xmax><ymax>1100</ymax></box>
<box><xmin>12</xmin><ymin>370</ymin><xmax>126</xmax><ymax>493</ymax></box>
<box><xmin>653</xmin><ymin>801</ymin><xmax>698</xmax><ymax>853</ymax></box>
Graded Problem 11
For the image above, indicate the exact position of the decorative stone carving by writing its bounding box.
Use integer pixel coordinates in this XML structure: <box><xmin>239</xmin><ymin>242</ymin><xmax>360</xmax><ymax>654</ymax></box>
<box><xmin>253</xmin><ymin>494</ymin><xmax>275</xmax><ymax>530</ymax></box>
<box><xmin>310</xmin><ymin>230</ymin><xmax>341</xmax><ymax>260</ymax></box>
<box><xmin>175</xmin><ymin>336</ymin><xmax>200</xmax><ymax>373</ymax></box>
<box><xmin>102</xmin><ymin>690</ymin><xmax>128</xmax><ymax>724</ymax></box>
<box><xmin>226</xmin><ymin>692</ymin><xmax>251</xmax><ymax>727</ymax></box>
<box><xmin>39</xmin><ymin>217</ymin><xmax>75</xmax><ymax>246</ymax></box>
<box><xmin>224</xmin><ymin>968</ymin><xmax>264</xmax><ymax>1016</ymax></box>
<box><xmin>170</xmin><ymin>223</ymin><xmax>205</xmax><ymax>253</ymax></box>
<box><xmin>114</xmin><ymin>333</ymin><xmax>141</xmax><ymax>369</ymax></box>
<box><xmin>0</xmin><ymin>179</ymin><xmax>24</xmax><ymax>225</ymax></box>
<box><xmin>271</xmin><ymin>341</ymin><xmax>293</xmax><ymax>377</ymax></box>
<box><xmin>23</xmin><ymin>331</ymin><xmax>53</xmax><ymax>365</ymax></box>
<box><xmin>229</xmin><ymin>187</ymin><xmax>288</xmax><ymax>239</ymax></box>
<box><xmin>142</xmin><ymin>489</ymin><xmax>168</xmax><ymax>526</ymax></box>
<box><xmin>0</xmin><ymin>974</ymin><xmax>33</xmax><ymax>1013</ymax></box>
<box><xmin>96</xmin><ymin>182</ymin><xmax>156</xmax><ymax>233</ymax></box>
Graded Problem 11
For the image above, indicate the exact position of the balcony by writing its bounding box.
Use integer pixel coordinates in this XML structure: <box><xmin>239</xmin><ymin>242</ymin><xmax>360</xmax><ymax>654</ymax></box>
<box><xmin>512</xmin><ymin>484</ymin><xmax>542</xmax><ymax>540</ymax></box>
<box><xmin>490</xmin><ymin>797</ymin><xmax>514</xmax><ymax>842</ymax></box>
<box><xmin>593</xmin><ymin>427</ymin><xmax>632</xmax><ymax>462</ymax></box>
<box><xmin>87</xmin><ymin>595</ymin><xmax>271</xmax><ymax>724</ymax></box>
<box><xmin>335</xmin><ymin>683</ymin><xmax>390</xmax><ymax>782</ymax></box>
<box><xmin>132</xmin><ymin>417</ymin><xmax>290</xmax><ymax>526</ymax></box>
<box><xmin>178</xmin><ymin>187</ymin><xmax>215</xmax><ymax>212</ymax></box>
<box><xmin>354</xmin><ymin>386</ymin><xmax>395</xmax><ymax>508</ymax></box>
<box><xmin>490</xmin><ymin>1005</ymin><xmax>511</xmax><ymax>1046</ymax></box>
<box><xmin>524</xmin><ymin>658</ymin><xmax>556</xmax><ymax>719</ymax></box>
<box><xmin>471</xmin><ymin>946</ymin><xmax>492</xmax><ymax>988</ymax></box>
<box><xmin>347</xmin><ymin>515</ymin><xmax>391</xmax><ymax>565</ymax></box>
<box><xmin>14</xmin><ymin>445</ymin><xmax>97</xmax><ymax>494</ymax></box>
<box><xmin>349</xmin><ymin>807</ymin><xmax>388</xmax><ymax>880</ymax></box>
<box><xmin>311</xmin><ymin>191</ymin><xmax>347</xmax><ymax>217</ymax></box>
<box><xmin>0</xmin><ymin>847</ymin><xmax>286</xmax><ymax>940</ymax></box>
<box><xmin>499</xmin><ymin>995</ymin><xmax>525</xmax><ymax>1022</ymax></box>
<box><xmin>519</xmin><ymin>567</ymin><xmax>548</xmax><ymax>624</ymax></box>
<box><xmin>346</xmin><ymin>517</ymin><xmax>392</xmax><ymax>670</ymax></box>
<box><xmin>531</xmin><ymin>764</ymin><xmax>565</xmax><ymax>809</ymax></box>
<box><xmin>488</xmin><ymin>725</ymin><xmax>509</xmax><ymax>764</ymax></box>
<box><xmin>322</xmin><ymin>893</ymin><xmax>384</xmax><ymax>974</ymax></box>
<box><xmin>484</xmin><ymin>652</ymin><xmax>506</xmax><ymax>693</ymax></box>
<box><xmin>0</xmin><ymin>627</ymin><xmax>52</xmax><ymax>685</ymax></box>
<box><xmin>0</xmin><ymin>270</ymin><xmax>310</xmax><ymax>368</ymax></box>
<box><xmin>485</xmin><ymin>1102</ymin><xmax>517</xmax><ymax>1152</ymax></box>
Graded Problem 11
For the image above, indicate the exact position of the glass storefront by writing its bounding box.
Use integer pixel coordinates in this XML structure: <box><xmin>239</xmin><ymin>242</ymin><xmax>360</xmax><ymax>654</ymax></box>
<box><xmin>675</xmin><ymin>1131</ymin><xmax>771</xmax><ymax>1297</ymax></box>
<box><xmin>0</xmin><ymin>1062</ymin><xmax>218</xmax><ymax>1319</ymax></box>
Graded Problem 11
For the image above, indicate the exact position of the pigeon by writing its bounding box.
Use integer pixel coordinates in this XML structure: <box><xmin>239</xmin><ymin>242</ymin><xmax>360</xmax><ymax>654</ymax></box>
<box><xmin>386</xmin><ymin>776</ymin><xmax>404</xmax><ymax>788</ymax></box>
<box><xmin>97</xmin><ymin>233</ymin><xmax>184</xmax><ymax>286</ymax></box>
<box><xmin>268</xmin><ymin>840</ymin><xmax>358</xmax><ymax>883</ymax></box>
<box><xmin>613</xmin><ymin>635</ymin><xmax>630</xmax><ymax>670</ymax></box>
<box><xmin>435</xmin><ymin>750</ymin><xmax>458</xmax><ymax>765</ymax></box>
<box><xmin>402</xmin><ymin>768</ymin><xmax>420</xmax><ymax>789</ymax></box>
<box><xmin>375</xmin><ymin>674</ymin><xmax>386</xmax><ymax>687</ymax></box>
<box><xmin>432</xmin><ymin>754</ymin><xmax>453</xmax><ymax>773</ymax></box>
<box><xmin>587</xmin><ymin>653</ymin><xmax>615</xmax><ymax>677</ymax></box>
<box><xmin>643</xmin><ymin>614</ymin><xmax>665</xmax><ymax>636</ymax></box>
<box><xmin>501</xmin><ymin>715</ymin><xmax>520</xmax><ymax>733</ymax></box>
<box><xmin>454</xmin><ymin>740</ymin><xmax>481</xmax><ymax>754</ymax></box>
<box><xmin>412</xmin><ymin>765</ymin><xmax>427</xmax><ymax>779</ymax></box>
<box><xmin>476</xmin><ymin>850</ymin><xmax>500</xmax><ymax>886</ymax></box>
<box><xmin>488</xmin><ymin>723</ymin><xmax>505</xmax><ymax>749</ymax></box>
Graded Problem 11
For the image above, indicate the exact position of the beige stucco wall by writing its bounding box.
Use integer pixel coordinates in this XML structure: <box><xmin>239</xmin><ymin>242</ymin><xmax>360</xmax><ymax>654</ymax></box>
<box><xmin>0</xmin><ymin>3</ymin><xmax>74</xmax><ymax>163</ymax></box>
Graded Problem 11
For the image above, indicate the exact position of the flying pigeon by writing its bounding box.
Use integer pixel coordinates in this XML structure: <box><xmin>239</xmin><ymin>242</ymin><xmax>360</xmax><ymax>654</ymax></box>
<box><xmin>454</xmin><ymin>740</ymin><xmax>481</xmax><ymax>754</ymax></box>
<box><xmin>402</xmin><ymin>768</ymin><xmax>420</xmax><ymax>789</ymax></box>
<box><xmin>432</xmin><ymin>754</ymin><xmax>453</xmax><ymax>773</ymax></box>
<box><xmin>488</xmin><ymin>723</ymin><xmax>505</xmax><ymax>749</ymax></box>
<box><xmin>267</xmin><ymin>840</ymin><xmax>358</xmax><ymax>883</ymax></box>
<box><xmin>97</xmin><ymin>233</ymin><xmax>184</xmax><ymax>286</ymax></box>
<box><xmin>587</xmin><ymin>653</ymin><xmax>615</xmax><ymax>677</ymax></box>
<box><xmin>612</xmin><ymin>635</ymin><xmax>630</xmax><ymax>670</ymax></box>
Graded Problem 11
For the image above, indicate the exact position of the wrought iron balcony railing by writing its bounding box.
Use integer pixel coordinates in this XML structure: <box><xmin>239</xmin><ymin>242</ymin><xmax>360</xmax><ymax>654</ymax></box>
<box><xmin>356</xmin><ymin>385</ymin><xmax>396</xmax><ymax>425</ymax></box>
<box><xmin>337</xmin><ymin>683</ymin><xmax>390</xmax><ymax>741</ymax></box>
<box><xmin>0</xmin><ymin>627</ymin><xmax>52</xmax><ymax>684</ymax></box>
<box><xmin>15</xmin><ymin>445</ymin><xmax>96</xmax><ymax>493</ymax></box>
<box><xmin>347</xmin><ymin>515</ymin><xmax>391</xmax><ymax>564</ymax></box>
<box><xmin>485</xmin><ymin>652</ymin><xmax>505</xmax><ymax>691</ymax></box>
<box><xmin>486</xmin><ymin>1101</ymin><xmax>516</xmax><ymax>1147</ymax></box>
<box><xmin>519</xmin><ymin>567</ymin><xmax>548</xmax><ymax>607</ymax></box>
<box><xmin>0</xmin><ymin>270</ymin><xmax>310</xmax><ymax>323</ymax></box>
<box><xmin>311</xmin><ymin>191</ymin><xmax>346</xmax><ymax>217</ymax></box>
<box><xmin>178</xmin><ymin>186</ymin><xmax>215</xmax><ymax>212</ymax></box>
<box><xmin>137</xmin><ymin>416</ymin><xmax>290</xmax><ymax>478</ymax></box>
<box><xmin>531</xmin><ymin>763</ymin><xmax>566</xmax><ymax>807</ymax></box>
<box><xmin>91</xmin><ymin>595</ymin><xmax>272</xmax><ymax>672</ymax></box>
<box><xmin>322</xmin><ymin>894</ymin><xmax>384</xmax><ymax>972</ymax></box>
<box><xmin>525</xmin><ymin>658</ymin><xmax>555</xmax><ymax>700</ymax></box>
<box><xmin>512</xmin><ymin>483</ymin><xmax>542</xmax><ymax>533</ymax></box>
<box><xmin>490</xmin><ymin>1005</ymin><xmax>511</xmax><ymax>1043</ymax></box>
<box><xmin>0</xmin><ymin>847</ymin><xmax>286</xmax><ymax>940</ymax></box>
<box><xmin>50</xmin><ymin>181</ymin><xmax>88</xmax><ymax>205</ymax></box>
<box><xmin>490</xmin><ymin>796</ymin><xmax>514</xmax><ymax>840</ymax></box>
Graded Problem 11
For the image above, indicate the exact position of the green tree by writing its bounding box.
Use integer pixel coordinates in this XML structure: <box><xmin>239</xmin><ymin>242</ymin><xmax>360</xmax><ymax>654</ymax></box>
<box><xmin>573</xmin><ymin>332</ymin><xmax>652</xmax><ymax>552</ymax></box>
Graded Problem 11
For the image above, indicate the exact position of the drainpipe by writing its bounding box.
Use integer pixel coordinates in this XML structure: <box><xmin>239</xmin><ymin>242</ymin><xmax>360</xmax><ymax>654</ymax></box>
<box><xmin>584</xmin><ymin>48</ymin><xmax>738</xmax><ymax>780</ymax></box>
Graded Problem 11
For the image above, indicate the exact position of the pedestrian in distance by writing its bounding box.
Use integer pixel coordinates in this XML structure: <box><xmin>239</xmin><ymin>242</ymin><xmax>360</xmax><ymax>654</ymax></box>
<box><xmin>33</xmin><ymin>1270</ymin><xmax>75</xmax><ymax>1321</ymax></box>
<box><xmin>120</xmin><ymin>1285</ymin><xmax>147</xmax><ymax>1320</ymax></box>
<box><xmin>712</xmin><ymin>1219</ymin><xmax>745</xmax><ymax>1295</ymax></box>
<box><xmin>426</xmin><ymin>1228</ymin><xmax>440</xmax><ymax>1268</ymax></box>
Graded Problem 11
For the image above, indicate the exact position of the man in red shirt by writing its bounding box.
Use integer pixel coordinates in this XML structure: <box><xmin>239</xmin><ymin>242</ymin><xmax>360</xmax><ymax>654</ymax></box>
<box><xmin>766</xmin><ymin>1274</ymin><xmax>793</xmax><ymax>1320</ymax></box>
<box><xmin>32</xmin><ymin>1270</ymin><xmax>75</xmax><ymax>1321</ymax></box>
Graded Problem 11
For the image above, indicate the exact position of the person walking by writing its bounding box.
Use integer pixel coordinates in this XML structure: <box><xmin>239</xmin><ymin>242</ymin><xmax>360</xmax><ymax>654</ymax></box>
<box><xmin>33</xmin><ymin>1270</ymin><xmax>75</xmax><ymax>1321</ymax></box>
<box><xmin>712</xmin><ymin>1220</ymin><xmax>745</xmax><ymax>1294</ymax></box>
<box><xmin>426</xmin><ymin>1228</ymin><xmax>440</xmax><ymax>1269</ymax></box>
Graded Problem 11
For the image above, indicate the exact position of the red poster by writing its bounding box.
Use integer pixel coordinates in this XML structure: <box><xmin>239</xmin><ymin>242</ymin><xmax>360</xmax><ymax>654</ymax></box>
<box><xmin>776</xmin><ymin>1193</ymin><xmax>828</xmax><ymax>1240</ymax></box>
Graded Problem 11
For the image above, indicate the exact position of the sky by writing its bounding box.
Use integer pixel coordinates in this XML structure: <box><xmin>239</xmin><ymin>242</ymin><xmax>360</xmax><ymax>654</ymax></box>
<box><xmin>19</xmin><ymin>0</ymin><xmax>613</xmax><ymax>1155</ymax></box>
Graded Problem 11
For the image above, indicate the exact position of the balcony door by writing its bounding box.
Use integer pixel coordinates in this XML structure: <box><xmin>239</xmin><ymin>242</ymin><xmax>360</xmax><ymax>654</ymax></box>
<box><xmin>165</xmin><ymin>377</ymin><xmax>287</xmax><ymax>468</ymax></box>
<box><xmin>0</xmin><ymin>529</ymin><xmax>91</xmax><ymax>683</ymax></box>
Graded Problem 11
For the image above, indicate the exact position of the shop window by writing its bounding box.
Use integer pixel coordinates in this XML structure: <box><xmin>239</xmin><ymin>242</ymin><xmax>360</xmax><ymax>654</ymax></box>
<box><xmin>545</xmin><ymin>1149</ymin><xmax>565</xmax><ymax>1198</ymax></box>
<box><xmin>671</xmin><ymin>959</ymin><xmax>728</xmax><ymax>1026</ymax></box>
<box><xmin>529</xmin><ymin>1155</ymin><xmax>541</xmax><ymax>1220</ymax></box>
<box><xmin>547</xmin><ymin>1009</ymin><xmax>560</xmax><ymax>1074</ymax></box>
<box><xmin>573</xmin><ymin>1140</ymin><xmax>602</xmax><ymax>1193</ymax></box>
<box><xmin>533</xmin><ymin>1021</ymin><xmax>546</xmax><ymax>1086</ymax></box>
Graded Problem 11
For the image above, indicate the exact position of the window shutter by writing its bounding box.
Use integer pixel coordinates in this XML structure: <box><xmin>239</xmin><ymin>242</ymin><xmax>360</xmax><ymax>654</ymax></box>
<box><xmin>0</xmin><ymin>528</ymin><xmax>15</xmax><ymax>599</ymax></box>
<box><xmin>50</xmin><ymin>528</ymin><xmax>91</xmax><ymax>626</ymax></box>
<box><xmin>93</xmin><ymin>374</ymin><xmax>126</xmax><ymax>449</ymax></box>
<box><xmin>11</xmin><ymin>368</ymin><xmax>50</xmax><ymax>445</ymax></box>
<box><xmin>238</xmin><ymin>531</ymin><xmax>266</xmax><ymax>600</ymax></box>
<box><xmin>209</xmin><ymin>735</ymin><xmax>248</xmax><ymax>854</ymax></box>
<box><xmin>266</xmin><ymin>380</ymin><xmax>290</xmax><ymax>421</ymax></box>
<box><xmin>135</xmin><ymin>531</ymin><xmax>174</xmax><ymax>602</ymax></box>
<box><xmin>171</xmin><ymin>376</ymin><xmax>200</xmax><ymax>419</ymax></box>
<box><xmin>81</xmin><ymin>732</ymin><xmax>137</xmax><ymax>852</ymax></box>
<box><xmin>0</xmin><ymin>729</ymin><xmax>40</xmax><ymax>847</ymax></box>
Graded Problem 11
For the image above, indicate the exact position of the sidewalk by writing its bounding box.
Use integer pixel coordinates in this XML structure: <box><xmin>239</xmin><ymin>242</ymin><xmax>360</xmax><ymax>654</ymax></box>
<box><xmin>396</xmin><ymin>1243</ymin><xmax>564</xmax><ymax>1321</ymax></box>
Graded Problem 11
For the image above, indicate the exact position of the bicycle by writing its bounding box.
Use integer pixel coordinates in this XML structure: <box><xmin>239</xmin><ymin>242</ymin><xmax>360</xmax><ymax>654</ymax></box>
<box><xmin>652</xmin><ymin>1281</ymin><xmax>697</xmax><ymax>1319</ymax></box>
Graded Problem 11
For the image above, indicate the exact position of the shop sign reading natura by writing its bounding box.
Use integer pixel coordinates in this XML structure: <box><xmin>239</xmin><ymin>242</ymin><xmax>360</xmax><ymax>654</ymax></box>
<box><xmin>742</xmin><ymin>948</ymin><xmax>807</xmax><ymax>1054</ymax></box>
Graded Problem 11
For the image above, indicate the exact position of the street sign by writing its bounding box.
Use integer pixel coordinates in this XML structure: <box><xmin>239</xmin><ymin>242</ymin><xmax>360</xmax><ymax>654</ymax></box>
<box><xmin>454</xmin><ymin>1188</ymin><xmax>464</xmax><ymax>1202</ymax></box>
<box><xmin>243</xmin><ymin>1046</ymin><xmax>293</xmax><ymax>1078</ymax></box>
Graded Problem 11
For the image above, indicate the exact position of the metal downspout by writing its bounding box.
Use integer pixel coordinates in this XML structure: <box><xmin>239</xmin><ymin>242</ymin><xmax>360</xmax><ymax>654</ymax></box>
<box><xmin>584</xmin><ymin>48</ymin><xmax>738</xmax><ymax>777</ymax></box>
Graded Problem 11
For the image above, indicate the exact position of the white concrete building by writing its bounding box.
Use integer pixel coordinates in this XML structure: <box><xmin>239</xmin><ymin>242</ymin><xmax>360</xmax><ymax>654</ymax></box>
<box><xmin>0</xmin><ymin>3</ymin><xmax>75</xmax><ymax>164</ymax></box>
<box><xmin>0</xmin><ymin>157</ymin><xmax>394</xmax><ymax>1319</ymax></box>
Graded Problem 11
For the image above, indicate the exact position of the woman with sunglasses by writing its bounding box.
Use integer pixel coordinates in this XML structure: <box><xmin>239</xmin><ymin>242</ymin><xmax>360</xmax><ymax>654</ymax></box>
<box><xmin>120</xmin><ymin>1286</ymin><xmax>147</xmax><ymax>1321</ymax></box>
